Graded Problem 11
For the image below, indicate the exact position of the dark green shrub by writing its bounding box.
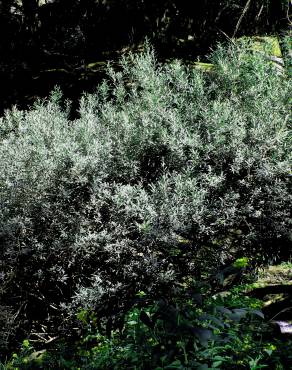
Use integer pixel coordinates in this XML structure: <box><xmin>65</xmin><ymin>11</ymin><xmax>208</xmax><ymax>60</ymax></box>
<box><xmin>75</xmin><ymin>297</ymin><xmax>266</xmax><ymax>369</ymax></box>
<box><xmin>7</xmin><ymin>288</ymin><xmax>292</xmax><ymax>370</ymax></box>
<box><xmin>0</xmin><ymin>41</ymin><xmax>291</xmax><ymax>354</ymax></box>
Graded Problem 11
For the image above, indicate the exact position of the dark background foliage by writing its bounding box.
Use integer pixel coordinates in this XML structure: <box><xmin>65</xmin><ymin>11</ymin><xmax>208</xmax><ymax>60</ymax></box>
<box><xmin>0</xmin><ymin>0</ymin><xmax>289</xmax><ymax>115</ymax></box>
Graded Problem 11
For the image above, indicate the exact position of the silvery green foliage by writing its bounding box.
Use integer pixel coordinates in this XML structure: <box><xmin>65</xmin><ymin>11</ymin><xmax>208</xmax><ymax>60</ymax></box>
<box><xmin>0</xmin><ymin>305</ymin><xmax>14</xmax><ymax>353</ymax></box>
<box><xmin>0</xmin><ymin>43</ymin><xmax>291</xmax><ymax>338</ymax></box>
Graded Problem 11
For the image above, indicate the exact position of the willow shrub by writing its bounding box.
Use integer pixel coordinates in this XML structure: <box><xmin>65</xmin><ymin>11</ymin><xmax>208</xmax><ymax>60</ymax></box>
<box><xmin>0</xmin><ymin>42</ymin><xmax>291</xmax><ymax>352</ymax></box>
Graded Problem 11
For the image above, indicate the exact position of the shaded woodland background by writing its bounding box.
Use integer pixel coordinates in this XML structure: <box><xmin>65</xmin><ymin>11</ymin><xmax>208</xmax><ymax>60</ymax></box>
<box><xmin>0</xmin><ymin>0</ymin><xmax>290</xmax><ymax>115</ymax></box>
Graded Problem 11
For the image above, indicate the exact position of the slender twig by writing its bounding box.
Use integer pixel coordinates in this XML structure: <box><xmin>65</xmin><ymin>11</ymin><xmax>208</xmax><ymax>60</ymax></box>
<box><xmin>268</xmin><ymin>306</ymin><xmax>292</xmax><ymax>322</ymax></box>
<box><xmin>287</xmin><ymin>0</ymin><xmax>292</xmax><ymax>26</ymax></box>
<box><xmin>217</xmin><ymin>28</ymin><xmax>236</xmax><ymax>45</ymax></box>
<box><xmin>233</xmin><ymin>0</ymin><xmax>253</xmax><ymax>38</ymax></box>
<box><xmin>255</xmin><ymin>4</ymin><xmax>264</xmax><ymax>21</ymax></box>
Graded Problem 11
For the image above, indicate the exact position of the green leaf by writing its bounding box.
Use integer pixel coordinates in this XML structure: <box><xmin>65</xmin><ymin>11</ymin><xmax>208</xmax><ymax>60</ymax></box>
<box><xmin>212</xmin><ymin>361</ymin><xmax>223</xmax><ymax>368</ymax></box>
<box><xmin>193</xmin><ymin>327</ymin><xmax>213</xmax><ymax>346</ymax></box>
<box><xmin>250</xmin><ymin>309</ymin><xmax>264</xmax><ymax>319</ymax></box>
<box><xmin>164</xmin><ymin>359</ymin><xmax>183</xmax><ymax>369</ymax></box>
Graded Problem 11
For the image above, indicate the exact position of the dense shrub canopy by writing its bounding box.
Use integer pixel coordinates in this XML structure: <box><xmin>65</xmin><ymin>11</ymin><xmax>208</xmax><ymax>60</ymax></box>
<box><xmin>0</xmin><ymin>42</ymin><xmax>291</xmax><ymax>353</ymax></box>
